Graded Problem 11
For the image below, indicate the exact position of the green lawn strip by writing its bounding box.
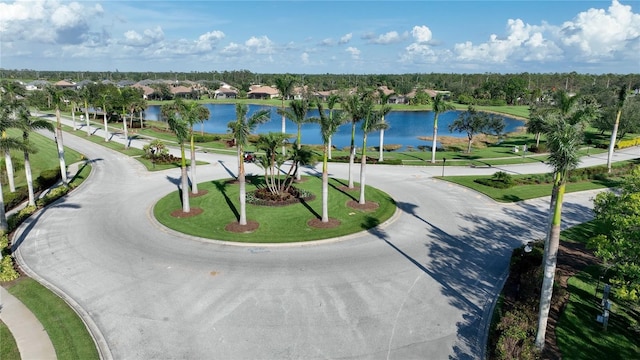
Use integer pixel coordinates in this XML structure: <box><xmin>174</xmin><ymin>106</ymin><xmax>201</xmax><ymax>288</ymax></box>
<box><xmin>0</xmin><ymin>320</ymin><xmax>20</xmax><ymax>360</ymax></box>
<box><xmin>5</xmin><ymin>278</ymin><xmax>99</xmax><ymax>360</ymax></box>
<box><xmin>154</xmin><ymin>176</ymin><xmax>396</xmax><ymax>242</ymax></box>
<box><xmin>441</xmin><ymin>175</ymin><xmax>616</xmax><ymax>203</ymax></box>
<box><xmin>556</xmin><ymin>266</ymin><xmax>640</xmax><ymax>360</ymax></box>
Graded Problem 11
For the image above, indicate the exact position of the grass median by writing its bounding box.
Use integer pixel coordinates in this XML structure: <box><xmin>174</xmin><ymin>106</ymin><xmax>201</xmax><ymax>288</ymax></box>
<box><xmin>154</xmin><ymin>176</ymin><xmax>397</xmax><ymax>243</ymax></box>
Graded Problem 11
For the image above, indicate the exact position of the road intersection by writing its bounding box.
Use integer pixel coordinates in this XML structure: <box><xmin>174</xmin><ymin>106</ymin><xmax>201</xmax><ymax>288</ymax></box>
<box><xmin>13</xmin><ymin>120</ymin><xmax>638</xmax><ymax>359</ymax></box>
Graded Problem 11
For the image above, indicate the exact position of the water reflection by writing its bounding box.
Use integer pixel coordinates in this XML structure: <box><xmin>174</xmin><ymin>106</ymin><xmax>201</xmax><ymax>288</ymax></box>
<box><xmin>144</xmin><ymin>104</ymin><xmax>524</xmax><ymax>151</ymax></box>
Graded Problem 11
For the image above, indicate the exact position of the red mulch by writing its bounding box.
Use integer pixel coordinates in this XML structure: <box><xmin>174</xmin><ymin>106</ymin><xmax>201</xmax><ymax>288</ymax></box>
<box><xmin>346</xmin><ymin>200</ymin><xmax>379</xmax><ymax>211</ymax></box>
<box><xmin>225</xmin><ymin>220</ymin><xmax>259</xmax><ymax>233</ymax></box>
<box><xmin>189</xmin><ymin>189</ymin><xmax>209</xmax><ymax>198</ymax></box>
<box><xmin>170</xmin><ymin>208</ymin><xmax>203</xmax><ymax>218</ymax></box>
<box><xmin>308</xmin><ymin>218</ymin><xmax>341</xmax><ymax>229</ymax></box>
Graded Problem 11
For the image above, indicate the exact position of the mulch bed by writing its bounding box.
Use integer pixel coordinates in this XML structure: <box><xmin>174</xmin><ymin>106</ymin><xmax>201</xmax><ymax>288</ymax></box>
<box><xmin>346</xmin><ymin>200</ymin><xmax>379</xmax><ymax>211</ymax></box>
<box><xmin>225</xmin><ymin>221</ymin><xmax>259</xmax><ymax>233</ymax></box>
<box><xmin>308</xmin><ymin>218</ymin><xmax>341</xmax><ymax>229</ymax></box>
<box><xmin>189</xmin><ymin>189</ymin><xmax>209</xmax><ymax>198</ymax></box>
<box><xmin>170</xmin><ymin>208</ymin><xmax>203</xmax><ymax>218</ymax></box>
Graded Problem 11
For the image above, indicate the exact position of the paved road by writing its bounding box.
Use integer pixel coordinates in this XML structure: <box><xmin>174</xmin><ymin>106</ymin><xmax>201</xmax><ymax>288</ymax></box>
<box><xmin>13</xmin><ymin>121</ymin><xmax>636</xmax><ymax>359</ymax></box>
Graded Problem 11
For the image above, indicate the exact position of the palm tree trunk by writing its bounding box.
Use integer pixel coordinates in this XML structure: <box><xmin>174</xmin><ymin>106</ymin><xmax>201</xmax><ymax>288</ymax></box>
<box><xmin>239</xmin><ymin>155</ymin><xmax>247</xmax><ymax>226</ymax></box>
<box><xmin>180</xmin><ymin>146</ymin><xmax>190</xmax><ymax>213</ymax></box>
<box><xmin>122</xmin><ymin>114</ymin><xmax>129</xmax><ymax>150</ymax></box>
<box><xmin>606</xmin><ymin>109</ymin><xmax>622</xmax><ymax>173</ymax></box>
<box><xmin>328</xmin><ymin>137</ymin><xmax>333</xmax><ymax>160</ymax></box>
<box><xmin>24</xmin><ymin>150</ymin><xmax>36</xmax><ymax>207</ymax></box>
<box><xmin>190</xmin><ymin>134</ymin><xmax>198</xmax><ymax>194</ymax></box>
<box><xmin>431</xmin><ymin>116</ymin><xmax>439</xmax><ymax>164</ymax></box>
<box><xmin>139</xmin><ymin>111</ymin><xmax>144</xmax><ymax>129</ymax></box>
<box><xmin>535</xmin><ymin>181</ymin><xmax>566</xmax><ymax>350</ymax></box>
<box><xmin>3</xmin><ymin>131</ymin><xmax>15</xmax><ymax>193</ymax></box>
<box><xmin>71</xmin><ymin>106</ymin><xmax>77</xmax><ymax>131</ymax></box>
<box><xmin>379</xmin><ymin>129</ymin><xmax>385</xmax><ymax>162</ymax></box>
<box><xmin>296</xmin><ymin>126</ymin><xmax>302</xmax><ymax>181</ymax></box>
<box><xmin>0</xmin><ymin>181</ymin><xmax>7</xmax><ymax>233</ymax></box>
<box><xmin>84</xmin><ymin>102</ymin><xmax>91</xmax><ymax>136</ymax></box>
<box><xmin>348</xmin><ymin>122</ymin><xmax>356</xmax><ymax>188</ymax></box>
<box><xmin>359</xmin><ymin>137</ymin><xmax>367</xmax><ymax>204</ymax></box>
<box><xmin>535</xmin><ymin>132</ymin><xmax>541</xmax><ymax>148</ymax></box>
<box><xmin>55</xmin><ymin>108</ymin><xmax>68</xmax><ymax>184</ymax></box>
<box><xmin>103</xmin><ymin>111</ymin><xmax>109</xmax><ymax>142</ymax></box>
<box><xmin>322</xmin><ymin>149</ymin><xmax>329</xmax><ymax>222</ymax></box>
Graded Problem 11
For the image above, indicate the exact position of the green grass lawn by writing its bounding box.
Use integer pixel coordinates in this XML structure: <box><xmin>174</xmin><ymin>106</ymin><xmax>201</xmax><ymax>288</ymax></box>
<box><xmin>0</xmin><ymin>320</ymin><xmax>20</xmax><ymax>360</ymax></box>
<box><xmin>154</xmin><ymin>176</ymin><xmax>396</xmax><ymax>242</ymax></box>
<box><xmin>556</xmin><ymin>266</ymin><xmax>640</xmax><ymax>360</ymax></box>
<box><xmin>5</xmin><ymin>278</ymin><xmax>99</xmax><ymax>360</ymax></box>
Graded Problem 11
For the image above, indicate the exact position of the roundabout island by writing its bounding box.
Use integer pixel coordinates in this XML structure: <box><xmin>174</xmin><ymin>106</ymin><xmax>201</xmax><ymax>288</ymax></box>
<box><xmin>14</xmin><ymin>121</ymin><xmax>603</xmax><ymax>359</ymax></box>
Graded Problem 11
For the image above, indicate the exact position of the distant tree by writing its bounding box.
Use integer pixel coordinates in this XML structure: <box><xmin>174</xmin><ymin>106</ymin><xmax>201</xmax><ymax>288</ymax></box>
<box><xmin>526</xmin><ymin>107</ymin><xmax>549</xmax><ymax>148</ymax></box>
<box><xmin>46</xmin><ymin>86</ymin><xmax>68</xmax><ymax>184</ymax></box>
<box><xmin>277</xmin><ymin>99</ymin><xmax>311</xmax><ymax>181</ymax></box>
<box><xmin>274</xmin><ymin>75</ymin><xmax>296</xmax><ymax>154</ymax></box>
<box><xmin>448</xmin><ymin>106</ymin><xmax>505</xmax><ymax>153</ymax></box>
<box><xmin>358</xmin><ymin>101</ymin><xmax>388</xmax><ymax>204</ymax></box>
<box><xmin>606</xmin><ymin>87</ymin><xmax>627</xmax><ymax>173</ymax></box>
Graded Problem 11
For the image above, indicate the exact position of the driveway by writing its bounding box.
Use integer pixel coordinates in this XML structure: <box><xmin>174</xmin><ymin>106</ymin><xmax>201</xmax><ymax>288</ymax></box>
<box><xmin>14</xmin><ymin>124</ymin><xmax>621</xmax><ymax>359</ymax></box>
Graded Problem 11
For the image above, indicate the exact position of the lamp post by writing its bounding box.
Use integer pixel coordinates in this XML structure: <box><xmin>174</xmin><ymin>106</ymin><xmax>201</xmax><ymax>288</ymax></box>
<box><xmin>442</xmin><ymin>157</ymin><xmax>446</xmax><ymax>177</ymax></box>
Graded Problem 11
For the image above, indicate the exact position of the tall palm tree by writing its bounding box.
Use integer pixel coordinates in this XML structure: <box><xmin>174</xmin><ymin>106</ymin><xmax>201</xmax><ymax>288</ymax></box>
<box><xmin>62</xmin><ymin>88</ymin><xmax>80</xmax><ymax>131</ymax></box>
<box><xmin>0</xmin><ymin>80</ymin><xmax>25</xmax><ymax>193</ymax></box>
<box><xmin>430</xmin><ymin>94</ymin><xmax>455</xmax><ymax>163</ymax></box>
<box><xmin>227</xmin><ymin>104</ymin><xmax>270</xmax><ymax>226</ymax></box>
<box><xmin>326</xmin><ymin>93</ymin><xmax>341</xmax><ymax>160</ymax></box>
<box><xmin>79</xmin><ymin>85</ymin><xmax>93</xmax><ymax>136</ymax></box>
<box><xmin>12</xmin><ymin>106</ymin><xmax>54</xmax><ymax>206</ymax></box>
<box><xmin>311</xmin><ymin>103</ymin><xmax>343</xmax><ymax>222</ymax></box>
<box><xmin>166</xmin><ymin>113</ymin><xmax>191</xmax><ymax>213</ymax></box>
<box><xmin>535</xmin><ymin>119</ymin><xmax>582</xmax><ymax>350</ymax></box>
<box><xmin>526</xmin><ymin>109</ymin><xmax>548</xmax><ymax>148</ymax></box>
<box><xmin>607</xmin><ymin>87</ymin><xmax>626</xmax><ymax>173</ymax></box>
<box><xmin>47</xmin><ymin>86</ymin><xmax>68</xmax><ymax>184</ymax></box>
<box><xmin>274</xmin><ymin>75</ymin><xmax>295</xmax><ymax>154</ymax></box>
<box><xmin>358</xmin><ymin>101</ymin><xmax>388</xmax><ymax>204</ymax></box>
<box><xmin>100</xmin><ymin>92</ymin><xmax>110</xmax><ymax>142</ymax></box>
<box><xmin>376</xmin><ymin>89</ymin><xmax>393</xmax><ymax>162</ymax></box>
<box><xmin>341</xmin><ymin>93</ymin><xmax>368</xmax><ymax>188</ymax></box>
<box><xmin>277</xmin><ymin>99</ymin><xmax>310</xmax><ymax>181</ymax></box>
<box><xmin>176</xmin><ymin>99</ymin><xmax>210</xmax><ymax>194</ymax></box>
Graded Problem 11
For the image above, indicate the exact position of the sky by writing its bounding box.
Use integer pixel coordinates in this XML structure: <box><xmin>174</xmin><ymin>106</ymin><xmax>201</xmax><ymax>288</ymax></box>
<box><xmin>1</xmin><ymin>0</ymin><xmax>639</xmax><ymax>75</ymax></box>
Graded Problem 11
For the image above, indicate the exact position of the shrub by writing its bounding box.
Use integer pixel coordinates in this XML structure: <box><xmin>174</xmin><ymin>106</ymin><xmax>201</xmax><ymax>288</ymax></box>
<box><xmin>528</xmin><ymin>144</ymin><xmax>547</xmax><ymax>154</ymax></box>
<box><xmin>193</xmin><ymin>134</ymin><xmax>221</xmax><ymax>143</ymax></box>
<box><xmin>0</xmin><ymin>255</ymin><xmax>19</xmax><ymax>282</ymax></box>
<box><xmin>7</xmin><ymin>205</ymin><xmax>37</xmax><ymax>233</ymax></box>
<box><xmin>4</xmin><ymin>187</ymin><xmax>29</xmax><ymax>211</ymax></box>
<box><xmin>35</xmin><ymin>168</ymin><xmax>61</xmax><ymax>190</ymax></box>
<box><xmin>616</xmin><ymin>137</ymin><xmax>640</xmax><ymax>149</ymax></box>
<box><xmin>36</xmin><ymin>186</ymin><xmax>70</xmax><ymax>208</ymax></box>
<box><xmin>474</xmin><ymin>171</ymin><xmax>514</xmax><ymax>189</ymax></box>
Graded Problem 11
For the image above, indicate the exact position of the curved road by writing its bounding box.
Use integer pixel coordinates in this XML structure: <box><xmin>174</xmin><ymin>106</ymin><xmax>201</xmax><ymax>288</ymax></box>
<box><xmin>14</xmin><ymin>123</ymin><xmax>625</xmax><ymax>359</ymax></box>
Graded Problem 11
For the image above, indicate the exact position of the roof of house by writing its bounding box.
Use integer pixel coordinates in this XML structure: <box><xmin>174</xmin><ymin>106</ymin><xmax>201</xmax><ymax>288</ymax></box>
<box><xmin>54</xmin><ymin>80</ymin><xmax>75</xmax><ymax>87</ymax></box>
<box><xmin>170</xmin><ymin>85</ymin><xmax>193</xmax><ymax>94</ymax></box>
<box><xmin>247</xmin><ymin>85</ymin><xmax>279</xmax><ymax>96</ymax></box>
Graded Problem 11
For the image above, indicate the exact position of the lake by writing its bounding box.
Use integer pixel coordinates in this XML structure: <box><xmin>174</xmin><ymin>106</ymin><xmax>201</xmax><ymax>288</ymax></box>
<box><xmin>144</xmin><ymin>104</ymin><xmax>525</xmax><ymax>151</ymax></box>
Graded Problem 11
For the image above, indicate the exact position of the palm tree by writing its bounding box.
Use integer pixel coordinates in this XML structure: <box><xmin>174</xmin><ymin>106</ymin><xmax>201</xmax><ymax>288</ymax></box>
<box><xmin>311</xmin><ymin>103</ymin><xmax>343</xmax><ymax>222</ymax></box>
<box><xmin>100</xmin><ymin>92</ymin><xmax>110</xmax><ymax>142</ymax></box>
<box><xmin>12</xmin><ymin>106</ymin><xmax>54</xmax><ymax>206</ymax></box>
<box><xmin>277</xmin><ymin>99</ymin><xmax>310</xmax><ymax>181</ymax></box>
<box><xmin>377</xmin><ymin>89</ymin><xmax>393</xmax><ymax>162</ymax></box>
<box><xmin>274</xmin><ymin>75</ymin><xmax>295</xmax><ymax>154</ymax></box>
<box><xmin>47</xmin><ymin>86</ymin><xmax>68</xmax><ymax>184</ymax></box>
<box><xmin>255</xmin><ymin>132</ymin><xmax>289</xmax><ymax>195</ymax></box>
<box><xmin>535</xmin><ymin>119</ymin><xmax>582</xmax><ymax>350</ymax></box>
<box><xmin>430</xmin><ymin>94</ymin><xmax>455</xmax><ymax>163</ymax></box>
<box><xmin>0</xmin><ymin>80</ymin><xmax>25</xmax><ymax>193</ymax></box>
<box><xmin>607</xmin><ymin>87</ymin><xmax>626</xmax><ymax>173</ymax></box>
<box><xmin>227</xmin><ymin>104</ymin><xmax>270</xmax><ymax>226</ymax></box>
<box><xmin>62</xmin><ymin>88</ymin><xmax>80</xmax><ymax>131</ymax></box>
<box><xmin>79</xmin><ymin>85</ymin><xmax>93</xmax><ymax>136</ymax></box>
<box><xmin>326</xmin><ymin>93</ymin><xmax>341</xmax><ymax>160</ymax></box>
<box><xmin>176</xmin><ymin>99</ymin><xmax>210</xmax><ymax>194</ymax></box>
<box><xmin>166</xmin><ymin>113</ymin><xmax>191</xmax><ymax>213</ymax></box>
<box><xmin>526</xmin><ymin>109</ymin><xmax>548</xmax><ymax>148</ymax></box>
<box><xmin>341</xmin><ymin>93</ymin><xmax>368</xmax><ymax>188</ymax></box>
<box><xmin>358</xmin><ymin>101</ymin><xmax>388</xmax><ymax>204</ymax></box>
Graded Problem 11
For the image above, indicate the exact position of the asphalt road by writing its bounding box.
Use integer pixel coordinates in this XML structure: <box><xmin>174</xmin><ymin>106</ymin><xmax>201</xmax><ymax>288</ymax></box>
<box><xmin>14</xmin><ymin>122</ymin><xmax>632</xmax><ymax>359</ymax></box>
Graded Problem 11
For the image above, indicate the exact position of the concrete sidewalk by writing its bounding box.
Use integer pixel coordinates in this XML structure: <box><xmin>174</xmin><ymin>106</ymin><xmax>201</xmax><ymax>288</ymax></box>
<box><xmin>0</xmin><ymin>160</ymin><xmax>86</xmax><ymax>360</ymax></box>
<box><xmin>0</xmin><ymin>286</ymin><xmax>56</xmax><ymax>360</ymax></box>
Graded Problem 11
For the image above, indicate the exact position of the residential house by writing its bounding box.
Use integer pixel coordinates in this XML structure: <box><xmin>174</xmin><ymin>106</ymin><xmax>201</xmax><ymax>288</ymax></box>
<box><xmin>247</xmin><ymin>85</ymin><xmax>279</xmax><ymax>99</ymax></box>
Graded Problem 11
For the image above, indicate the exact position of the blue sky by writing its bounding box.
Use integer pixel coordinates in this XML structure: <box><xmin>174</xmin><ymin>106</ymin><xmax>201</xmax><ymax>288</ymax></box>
<box><xmin>1</xmin><ymin>0</ymin><xmax>639</xmax><ymax>74</ymax></box>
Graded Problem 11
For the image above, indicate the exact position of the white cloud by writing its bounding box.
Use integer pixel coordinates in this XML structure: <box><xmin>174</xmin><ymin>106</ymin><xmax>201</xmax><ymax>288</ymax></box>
<box><xmin>558</xmin><ymin>0</ymin><xmax>640</xmax><ymax>60</ymax></box>
<box><xmin>220</xmin><ymin>42</ymin><xmax>244</xmax><ymax>57</ymax></box>
<box><xmin>339</xmin><ymin>33</ymin><xmax>352</xmax><ymax>44</ymax></box>
<box><xmin>368</xmin><ymin>31</ymin><xmax>408</xmax><ymax>44</ymax></box>
<box><xmin>320</xmin><ymin>38</ymin><xmax>334</xmax><ymax>46</ymax></box>
<box><xmin>346</xmin><ymin>46</ymin><xmax>360</xmax><ymax>59</ymax></box>
<box><xmin>122</xmin><ymin>26</ymin><xmax>164</xmax><ymax>47</ymax></box>
<box><xmin>411</xmin><ymin>25</ymin><xmax>432</xmax><ymax>44</ymax></box>
<box><xmin>195</xmin><ymin>30</ymin><xmax>225</xmax><ymax>51</ymax></box>
<box><xmin>245</xmin><ymin>35</ymin><xmax>275</xmax><ymax>54</ymax></box>
<box><xmin>301</xmin><ymin>52</ymin><xmax>309</xmax><ymax>64</ymax></box>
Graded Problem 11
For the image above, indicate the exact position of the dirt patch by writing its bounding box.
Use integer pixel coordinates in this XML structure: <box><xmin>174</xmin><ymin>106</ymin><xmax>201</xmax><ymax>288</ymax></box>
<box><xmin>170</xmin><ymin>208</ymin><xmax>203</xmax><ymax>218</ymax></box>
<box><xmin>225</xmin><ymin>220</ymin><xmax>259</xmax><ymax>233</ymax></box>
<box><xmin>346</xmin><ymin>200</ymin><xmax>379</xmax><ymax>211</ymax></box>
<box><xmin>189</xmin><ymin>189</ymin><xmax>209</xmax><ymax>198</ymax></box>
<box><xmin>308</xmin><ymin>218</ymin><xmax>341</xmax><ymax>229</ymax></box>
<box><xmin>338</xmin><ymin>185</ymin><xmax>360</xmax><ymax>192</ymax></box>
